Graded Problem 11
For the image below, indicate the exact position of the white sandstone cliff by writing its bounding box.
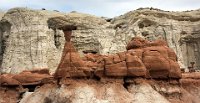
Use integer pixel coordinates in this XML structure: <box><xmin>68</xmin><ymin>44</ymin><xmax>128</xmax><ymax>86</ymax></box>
<box><xmin>0</xmin><ymin>8</ymin><xmax>65</xmax><ymax>73</ymax></box>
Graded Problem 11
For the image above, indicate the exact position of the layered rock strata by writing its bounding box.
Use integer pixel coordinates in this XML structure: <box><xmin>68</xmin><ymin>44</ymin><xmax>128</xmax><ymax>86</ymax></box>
<box><xmin>1</xmin><ymin>73</ymin><xmax>200</xmax><ymax>103</ymax></box>
<box><xmin>1</xmin><ymin>8</ymin><xmax>200</xmax><ymax>74</ymax></box>
<box><xmin>0</xmin><ymin>28</ymin><xmax>197</xmax><ymax>103</ymax></box>
<box><xmin>54</xmin><ymin>34</ymin><xmax>181</xmax><ymax>79</ymax></box>
<box><xmin>0</xmin><ymin>7</ymin><xmax>200</xmax><ymax>103</ymax></box>
<box><xmin>0</xmin><ymin>8</ymin><xmax>65</xmax><ymax>74</ymax></box>
<box><xmin>111</xmin><ymin>8</ymin><xmax>200</xmax><ymax>70</ymax></box>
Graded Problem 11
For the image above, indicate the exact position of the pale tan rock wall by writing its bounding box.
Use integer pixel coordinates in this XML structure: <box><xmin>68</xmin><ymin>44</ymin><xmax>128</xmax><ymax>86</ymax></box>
<box><xmin>0</xmin><ymin>8</ymin><xmax>65</xmax><ymax>74</ymax></box>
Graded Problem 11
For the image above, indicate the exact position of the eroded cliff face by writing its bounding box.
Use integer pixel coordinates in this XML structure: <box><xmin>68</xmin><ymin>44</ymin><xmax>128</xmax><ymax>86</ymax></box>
<box><xmin>0</xmin><ymin>8</ymin><xmax>65</xmax><ymax>74</ymax></box>
<box><xmin>48</xmin><ymin>8</ymin><xmax>200</xmax><ymax>71</ymax></box>
<box><xmin>0</xmin><ymin>34</ymin><xmax>191</xmax><ymax>103</ymax></box>
<box><xmin>0</xmin><ymin>7</ymin><xmax>200</xmax><ymax>73</ymax></box>
<box><xmin>0</xmin><ymin>8</ymin><xmax>200</xmax><ymax>102</ymax></box>
<box><xmin>111</xmin><ymin>8</ymin><xmax>200</xmax><ymax>70</ymax></box>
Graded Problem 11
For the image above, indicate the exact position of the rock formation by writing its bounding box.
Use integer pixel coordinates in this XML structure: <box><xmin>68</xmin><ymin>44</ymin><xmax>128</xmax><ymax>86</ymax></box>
<box><xmin>0</xmin><ymin>7</ymin><xmax>200</xmax><ymax>103</ymax></box>
<box><xmin>0</xmin><ymin>8</ymin><xmax>65</xmax><ymax>74</ymax></box>
<box><xmin>0</xmin><ymin>30</ymin><xmax>197</xmax><ymax>102</ymax></box>
<box><xmin>0</xmin><ymin>69</ymin><xmax>52</xmax><ymax>86</ymax></box>
<box><xmin>47</xmin><ymin>8</ymin><xmax>200</xmax><ymax>72</ymax></box>
<box><xmin>48</xmin><ymin>13</ymin><xmax>181</xmax><ymax>79</ymax></box>
<box><xmin>111</xmin><ymin>8</ymin><xmax>200</xmax><ymax>70</ymax></box>
<box><xmin>1</xmin><ymin>72</ymin><xmax>200</xmax><ymax>103</ymax></box>
<box><xmin>0</xmin><ymin>8</ymin><xmax>200</xmax><ymax>74</ymax></box>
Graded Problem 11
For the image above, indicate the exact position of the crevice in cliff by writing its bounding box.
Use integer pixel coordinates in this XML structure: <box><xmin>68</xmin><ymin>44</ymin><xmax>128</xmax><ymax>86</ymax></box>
<box><xmin>54</xmin><ymin>29</ymin><xmax>62</xmax><ymax>49</ymax></box>
<box><xmin>0</xmin><ymin>20</ymin><xmax>11</xmax><ymax>67</ymax></box>
<box><xmin>123</xmin><ymin>77</ymin><xmax>131</xmax><ymax>91</ymax></box>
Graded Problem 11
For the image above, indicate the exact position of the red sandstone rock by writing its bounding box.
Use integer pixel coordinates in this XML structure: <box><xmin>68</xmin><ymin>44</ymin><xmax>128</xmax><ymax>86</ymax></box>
<box><xmin>143</xmin><ymin>50</ymin><xmax>170</xmax><ymax>71</ymax></box>
<box><xmin>143</xmin><ymin>49</ymin><xmax>170</xmax><ymax>78</ymax></box>
<box><xmin>0</xmin><ymin>88</ymin><xmax>19</xmax><ymax>103</ymax></box>
<box><xmin>126</xmin><ymin>53</ymin><xmax>146</xmax><ymax>77</ymax></box>
<box><xmin>55</xmin><ymin>43</ymin><xmax>89</xmax><ymax>78</ymax></box>
<box><xmin>148</xmin><ymin>39</ymin><xmax>168</xmax><ymax>47</ymax></box>
<box><xmin>24</xmin><ymin>68</ymin><xmax>50</xmax><ymax>75</ymax></box>
<box><xmin>117</xmin><ymin>52</ymin><xmax>126</xmax><ymax>61</ymax></box>
<box><xmin>0</xmin><ymin>70</ymin><xmax>52</xmax><ymax>86</ymax></box>
<box><xmin>55</xmin><ymin>34</ymin><xmax>181</xmax><ymax>79</ymax></box>
<box><xmin>168</xmin><ymin>60</ymin><xmax>182</xmax><ymax>78</ymax></box>
<box><xmin>126</xmin><ymin>37</ymin><xmax>181</xmax><ymax>79</ymax></box>
<box><xmin>104</xmin><ymin>55</ymin><xmax>114</xmax><ymax>65</ymax></box>
<box><xmin>84</xmin><ymin>53</ymin><xmax>103</xmax><ymax>62</ymax></box>
<box><xmin>167</xmin><ymin>48</ymin><xmax>178</xmax><ymax>61</ymax></box>
<box><xmin>127</xmin><ymin>49</ymin><xmax>144</xmax><ymax>60</ymax></box>
<box><xmin>0</xmin><ymin>74</ymin><xmax>20</xmax><ymax>85</ymax></box>
<box><xmin>126</xmin><ymin>37</ymin><xmax>149</xmax><ymax>50</ymax></box>
<box><xmin>113</xmin><ymin>54</ymin><xmax>122</xmax><ymax>63</ymax></box>
<box><xmin>105</xmin><ymin>61</ymin><xmax>127</xmax><ymax>77</ymax></box>
<box><xmin>144</xmin><ymin>46</ymin><xmax>169</xmax><ymax>58</ymax></box>
<box><xmin>12</xmin><ymin>71</ymin><xmax>52</xmax><ymax>85</ymax></box>
<box><xmin>182</xmin><ymin>72</ymin><xmax>200</xmax><ymax>79</ymax></box>
<box><xmin>180</xmin><ymin>78</ymin><xmax>200</xmax><ymax>86</ymax></box>
<box><xmin>84</xmin><ymin>53</ymin><xmax>97</xmax><ymax>62</ymax></box>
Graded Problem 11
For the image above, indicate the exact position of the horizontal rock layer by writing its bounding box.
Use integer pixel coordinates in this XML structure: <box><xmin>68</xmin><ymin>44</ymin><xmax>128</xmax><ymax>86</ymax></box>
<box><xmin>1</xmin><ymin>73</ymin><xmax>200</xmax><ymax>103</ymax></box>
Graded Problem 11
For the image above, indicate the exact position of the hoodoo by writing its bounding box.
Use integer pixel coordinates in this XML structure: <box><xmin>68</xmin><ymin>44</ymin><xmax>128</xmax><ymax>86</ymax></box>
<box><xmin>0</xmin><ymin>8</ymin><xmax>200</xmax><ymax>103</ymax></box>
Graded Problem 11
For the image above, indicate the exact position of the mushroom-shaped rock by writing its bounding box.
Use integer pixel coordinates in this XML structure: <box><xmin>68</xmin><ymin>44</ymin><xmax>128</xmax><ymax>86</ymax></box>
<box><xmin>47</xmin><ymin>12</ymin><xmax>108</xmax><ymax>30</ymax></box>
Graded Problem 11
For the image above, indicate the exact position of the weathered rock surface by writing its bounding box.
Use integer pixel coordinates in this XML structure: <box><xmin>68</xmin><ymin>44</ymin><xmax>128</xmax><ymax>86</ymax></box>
<box><xmin>0</xmin><ymin>7</ymin><xmax>200</xmax><ymax>103</ymax></box>
<box><xmin>48</xmin><ymin>12</ymin><xmax>117</xmax><ymax>55</ymax></box>
<box><xmin>49</xmin><ymin>8</ymin><xmax>200</xmax><ymax>71</ymax></box>
<box><xmin>0</xmin><ymin>8</ymin><xmax>65</xmax><ymax>74</ymax></box>
<box><xmin>0</xmin><ymin>11</ymin><xmax>4</xmax><ymax>20</ymax></box>
<box><xmin>0</xmin><ymin>69</ymin><xmax>52</xmax><ymax>86</ymax></box>
<box><xmin>111</xmin><ymin>8</ymin><xmax>200</xmax><ymax>70</ymax></box>
<box><xmin>1</xmin><ymin>77</ymin><xmax>199</xmax><ymax>103</ymax></box>
<box><xmin>1</xmin><ymin>7</ymin><xmax>200</xmax><ymax>74</ymax></box>
<box><xmin>53</xmin><ymin>33</ymin><xmax>181</xmax><ymax>79</ymax></box>
<box><xmin>0</xmin><ymin>87</ymin><xmax>19</xmax><ymax>103</ymax></box>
